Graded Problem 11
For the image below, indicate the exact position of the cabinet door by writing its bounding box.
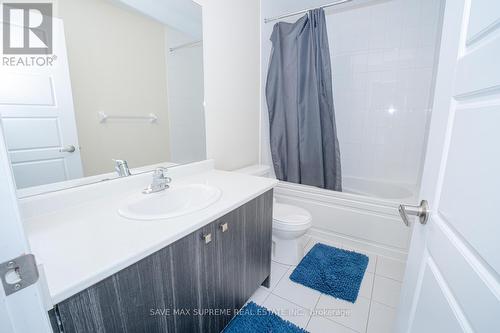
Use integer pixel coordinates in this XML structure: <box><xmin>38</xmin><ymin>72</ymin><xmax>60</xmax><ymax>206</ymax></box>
<box><xmin>215</xmin><ymin>207</ymin><xmax>247</xmax><ymax>329</ymax></box>
<box><xmin>215</xmin><ymin>190</ymin><xmax>274</xmax><ymax>330</ymax></box>
<box><xmin>55</xmin><ymin>224</ymin><xmax>220</xmax><ymax>333</ymax></box>
<box><xmin>56</xmin><ymin>247</ymin><xmax>176</xmax><ymax>333</ymax></box>
<box><xmin>168</xmin><ymin>222</ymin><xmax>220</xmax><ymax>333</ymax></box>
<box><xmin>243</xmin><ymin>190</ymin><xmax>273</xmax><ymax>296</ymax></box>
<box><xmin>194</xmin><ymin>223</ymin><xmax>220</xmax><ymax>333</ymax></box>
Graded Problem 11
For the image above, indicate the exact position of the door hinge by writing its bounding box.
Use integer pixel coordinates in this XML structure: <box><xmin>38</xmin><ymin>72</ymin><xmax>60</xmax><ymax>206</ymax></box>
<box><xmin>0</xmin><ymin>254</ymin><xmax>39</xmax><ymax>296</ymax></box>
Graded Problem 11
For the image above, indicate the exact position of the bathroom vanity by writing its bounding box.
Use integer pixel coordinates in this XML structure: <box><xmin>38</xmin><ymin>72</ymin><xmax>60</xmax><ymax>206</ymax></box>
<box><xmin>19</xmin><ymin>161</ymin><xmax>277</xmax><ymax>333</ymax></box>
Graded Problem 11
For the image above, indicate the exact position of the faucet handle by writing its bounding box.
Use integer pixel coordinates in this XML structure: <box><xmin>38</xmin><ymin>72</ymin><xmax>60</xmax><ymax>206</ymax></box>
<box><xmin>113</xmin><ymin>159</ymin><xmax>131</xmax><ymax>177</ymax></box>
<box><xmin>153</xmin><ymin>167</ymin><xmax>168</xmax><ymax>177</ymax></box>
<box><xmin>143</xmin><ymin>167</ymin><xmax>171</xmax><ymax>194</ymax></box>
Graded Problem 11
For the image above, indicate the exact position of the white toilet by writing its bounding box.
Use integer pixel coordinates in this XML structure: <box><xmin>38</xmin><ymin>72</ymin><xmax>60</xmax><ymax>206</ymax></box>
<box><xmin>235</xmin><ymin>165</ymin><xmax>312</xmax><ymax>265</ymax></box>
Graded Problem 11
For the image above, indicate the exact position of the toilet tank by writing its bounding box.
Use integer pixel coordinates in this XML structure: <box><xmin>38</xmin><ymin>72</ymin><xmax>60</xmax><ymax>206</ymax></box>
<box><xmin>234</xmin><ymin>165</ymin><xmax>276</xmax><ymax>204</ymax></box>
<box><xmin>233</xmin><ymin>164</ymin><xmax>271</xmax><ymax>177</ymax></box>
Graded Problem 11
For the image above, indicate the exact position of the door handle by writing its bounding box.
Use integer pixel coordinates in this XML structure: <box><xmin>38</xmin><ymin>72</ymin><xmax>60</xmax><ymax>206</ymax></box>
<box><xmin>398</xmin><ymin>200</ymin><xmax>429</xmax><ymax>226</ymax></box>
<box><xmin>59</xmin><ymin>145</ymin><xmax>76</xmax><ymax>153</ymax></box>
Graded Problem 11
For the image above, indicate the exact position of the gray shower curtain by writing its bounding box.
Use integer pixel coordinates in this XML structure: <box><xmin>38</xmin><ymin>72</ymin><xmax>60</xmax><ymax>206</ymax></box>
<box><xmin>266</xmin><ymin>8</ymin><xmax>342</xmax><ymax>191</ymax></box>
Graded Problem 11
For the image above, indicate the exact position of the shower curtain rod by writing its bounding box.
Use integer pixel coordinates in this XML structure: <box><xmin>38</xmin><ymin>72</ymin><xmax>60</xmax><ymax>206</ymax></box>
<box><xmin>264</xmin><ymin>0</ymin><xmax>353</xmax><ymax>23</ymax></box>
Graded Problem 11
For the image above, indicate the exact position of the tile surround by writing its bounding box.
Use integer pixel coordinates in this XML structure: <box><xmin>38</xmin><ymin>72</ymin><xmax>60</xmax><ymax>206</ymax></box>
<box><xmin>328</xmin><ymin>0</ymin><xmax>442</xmax><ymax>186</ymax></box>
<box><xmin>261</xmin><ymin>0</ymin><xmax>443</xmax><ymax>190</ymax></box>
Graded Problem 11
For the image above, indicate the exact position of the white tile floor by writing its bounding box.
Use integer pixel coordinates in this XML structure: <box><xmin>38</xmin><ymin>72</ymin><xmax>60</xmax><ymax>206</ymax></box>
<box><xmin>248</xmin><ymin>236</ymin><xmax>406</xmax><ymax>333</ymax></box>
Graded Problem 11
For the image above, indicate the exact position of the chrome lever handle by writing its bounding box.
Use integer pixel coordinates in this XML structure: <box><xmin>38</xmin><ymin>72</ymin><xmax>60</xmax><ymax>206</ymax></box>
<box><xmin>153</xmin><ymin>167</ymin><xmax>169</xmax><ymax>177</ymax></box>
<box><xmin>398</xmin><ymin>200</ymin><xmax>429</xmax><ymax>227</ymax></box>
<box><xmin>398</xmin><ymin>205</ymin><xmax>411</xmax><ymax>226</ymax></box>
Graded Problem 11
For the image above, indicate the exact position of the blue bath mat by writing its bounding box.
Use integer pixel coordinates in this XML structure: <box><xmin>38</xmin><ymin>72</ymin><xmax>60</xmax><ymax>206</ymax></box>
<box><xmin>223</xmin><ymin>302</ymin><xmax>308</xmax><ymax>333</ymax></box>
<box><xmin>290</xmin><ymin>243</ymin><xmax>369</xmax><ymax>303</ymax></box>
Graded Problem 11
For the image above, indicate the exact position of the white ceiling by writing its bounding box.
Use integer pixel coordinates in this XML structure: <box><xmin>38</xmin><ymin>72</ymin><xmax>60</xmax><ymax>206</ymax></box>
<box><xmin>112</xmin><ymin>0</ymin><xmax>202</xmax><ymax>38</ymax></box>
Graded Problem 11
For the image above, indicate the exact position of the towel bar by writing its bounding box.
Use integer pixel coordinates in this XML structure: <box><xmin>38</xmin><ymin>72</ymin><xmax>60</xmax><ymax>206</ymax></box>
<box><xmin>98</xmin><ymin>112</ymin><xmax>158</xmax><ymax>123</ymax></box>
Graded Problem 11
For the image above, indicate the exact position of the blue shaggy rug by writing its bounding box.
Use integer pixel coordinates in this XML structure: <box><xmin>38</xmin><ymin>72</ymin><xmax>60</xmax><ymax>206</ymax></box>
<box><xmin>290</xmin><ymin>243</ymin><xmax>369</xmax><ymax>303</ymax></box>
<box><xmin>223</xmin><ymin>302</ymin><xmax>308</xmax><ymax>333</ymax></box>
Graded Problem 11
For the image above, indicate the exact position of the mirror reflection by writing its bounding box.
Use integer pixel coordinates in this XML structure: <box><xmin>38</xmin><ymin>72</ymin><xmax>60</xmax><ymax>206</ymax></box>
<box><xmin>0</xmin><ymin>0</ymin><xmax>205</xmax><ymax>190</ymax></box>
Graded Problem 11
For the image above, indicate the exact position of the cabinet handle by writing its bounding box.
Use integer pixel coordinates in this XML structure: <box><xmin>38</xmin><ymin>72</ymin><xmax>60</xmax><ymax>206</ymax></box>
<box><xmin>219</xmin><ymin>223</ymin><xmax>228</xmax><ymax>233</ymax></box>
<box><xmin>202</xmin><ymin>233</ymin><xmax>212</xmax><ymax>244</ymax></box>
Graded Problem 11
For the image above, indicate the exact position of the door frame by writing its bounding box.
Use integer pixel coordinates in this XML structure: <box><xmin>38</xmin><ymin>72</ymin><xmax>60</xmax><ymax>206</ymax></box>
<box><xmin>0</xmin><ymin>122</ymin><xmax>52</xmax><ymax>332</ymax></box>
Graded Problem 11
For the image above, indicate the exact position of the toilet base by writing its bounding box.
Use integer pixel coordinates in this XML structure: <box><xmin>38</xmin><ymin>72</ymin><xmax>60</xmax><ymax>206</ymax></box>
<box><xmin>271</xmin><ymin>235</ymin><xmax>305</xmax><ymax>266</ymax></box>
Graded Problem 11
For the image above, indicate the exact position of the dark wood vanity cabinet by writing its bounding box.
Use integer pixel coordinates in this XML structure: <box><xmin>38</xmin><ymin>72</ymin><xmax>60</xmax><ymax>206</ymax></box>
<box><xmin>49</xmin><ymin>190</ymin><xmax>273</xmax><ymax>333</ymax></box>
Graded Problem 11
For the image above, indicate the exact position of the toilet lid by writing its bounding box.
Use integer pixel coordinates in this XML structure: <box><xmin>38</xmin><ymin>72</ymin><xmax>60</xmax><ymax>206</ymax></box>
<box><xmin>273</xmin><ymin>203</ymin><xmax>312</xmax><ymax>225</ymax></box>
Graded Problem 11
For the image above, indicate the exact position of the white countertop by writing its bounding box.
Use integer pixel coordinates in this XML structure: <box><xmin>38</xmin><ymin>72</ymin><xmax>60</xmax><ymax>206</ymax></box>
<box><xmin>21</xmin><ymin>161</ymin><xmax>278</xmax><ymax>305</ymax></box>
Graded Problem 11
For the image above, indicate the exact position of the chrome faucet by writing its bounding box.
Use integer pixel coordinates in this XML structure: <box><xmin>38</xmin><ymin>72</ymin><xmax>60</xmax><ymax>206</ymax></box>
<box><xmin>143</xmin><ymin>167</ymin><xmax>172</xmax><ymax>194</ymax></box>
<box><xmin>114</xmin><ymin>159</ymin><xmax>131</xmax><ymax>177</ymax></box>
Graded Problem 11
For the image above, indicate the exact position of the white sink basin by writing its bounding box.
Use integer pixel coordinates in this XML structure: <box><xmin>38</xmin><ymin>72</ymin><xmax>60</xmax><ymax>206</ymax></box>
<box><xmin>118</xmin><ymin>184</ymin><xmax>222</xmax><ymax>220</ymax></box>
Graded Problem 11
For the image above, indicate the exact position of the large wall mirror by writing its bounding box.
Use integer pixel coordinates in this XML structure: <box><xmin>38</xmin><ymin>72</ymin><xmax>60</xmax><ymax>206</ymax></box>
<box><xmin>0</xmin><ymin>0</ymin><xmax>205</xmax><ymax>194</ymax></box>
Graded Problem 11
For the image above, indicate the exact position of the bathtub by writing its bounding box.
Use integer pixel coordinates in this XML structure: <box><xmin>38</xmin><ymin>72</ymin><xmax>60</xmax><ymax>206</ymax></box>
<box><xmin>274</xmin><ymin>178</ymin><xmax>414</xmax><ymax>259</ymax></box>
<box><xmin>342</xmin><ymin>176</ymin><xmax>415</xmax><ymax>202</ymax></box>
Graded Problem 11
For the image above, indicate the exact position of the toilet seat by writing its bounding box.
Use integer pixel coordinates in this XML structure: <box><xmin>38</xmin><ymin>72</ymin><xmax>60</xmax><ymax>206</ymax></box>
<box><xmin>273</xmin><ymin>203</ymin><xmax>312</xmax><ymax>231</ymax></box>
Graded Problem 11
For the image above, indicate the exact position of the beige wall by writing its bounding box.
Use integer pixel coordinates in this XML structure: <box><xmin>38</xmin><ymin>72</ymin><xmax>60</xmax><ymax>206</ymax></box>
<box><xmin>195</xmin><ymin>0</ymin><xmax>261</xmax><ymax>170</ymax></box>
<box><xmin>56</xmin><ymin>0</ymin><xmax>170</xmax><ymax>176</ymax></box>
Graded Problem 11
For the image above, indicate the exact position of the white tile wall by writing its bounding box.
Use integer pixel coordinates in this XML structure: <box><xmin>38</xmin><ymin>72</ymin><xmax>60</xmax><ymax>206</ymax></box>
<box><xmin>328</xmin><ymin>0</ymin><xmax>443</xmax><ymax>187</ymax></box>
<box><xmin>260</xmin><ymin>0</ymin><xmax>444</xmax><ymax>193</ymax></box>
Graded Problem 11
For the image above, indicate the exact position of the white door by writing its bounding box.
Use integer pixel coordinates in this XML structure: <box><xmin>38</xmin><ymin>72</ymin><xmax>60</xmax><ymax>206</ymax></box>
<box><xmin>0</xmin><ymin>18</ymin><xmax>83</xmax><ymax>189</ymax></box>
<box><xmin>0</xmin><ymin>123</ymin><xmax>52</xmax><ymax>332</ymax></box>
<box><xmin>395</xmin><ymin>0</ymin><xmax>500</xmax><ymax>332</ymax></box>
